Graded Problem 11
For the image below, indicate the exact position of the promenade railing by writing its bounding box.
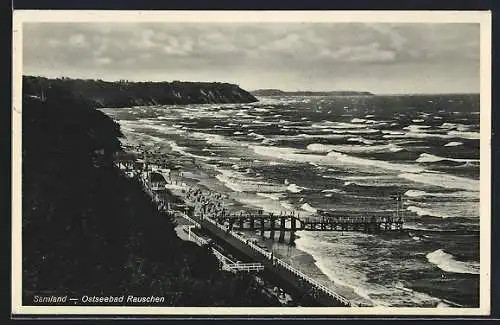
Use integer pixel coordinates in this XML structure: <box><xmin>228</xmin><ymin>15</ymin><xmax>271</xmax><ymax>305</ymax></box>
<box><xmin>143</xmin><ymin>176</ymin><xmax>354</xmax><ymax>306</ymax></box>
<box><xmin>202</xmin><ymin>215</ymin><xmax>354</xmax><ymax>306</ymax></box>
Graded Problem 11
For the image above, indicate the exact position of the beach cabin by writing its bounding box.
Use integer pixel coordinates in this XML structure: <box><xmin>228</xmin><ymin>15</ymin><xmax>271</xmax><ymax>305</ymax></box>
<box><xmin>149</xmin><ymin>171</ymin><xmax>167</xmax><ymax>190</ymax></box>
<box><xmin>114</xmin><ymin>151</ymin><xmax>139</xmax><ymax>170</ymax></box>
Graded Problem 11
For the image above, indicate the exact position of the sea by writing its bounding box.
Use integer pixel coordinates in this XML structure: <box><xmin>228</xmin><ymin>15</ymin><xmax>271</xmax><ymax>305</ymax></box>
<box><xmin>102</xmin><ymin>94</ymin><xmax>481</xmax><ymax>307</ymax></box>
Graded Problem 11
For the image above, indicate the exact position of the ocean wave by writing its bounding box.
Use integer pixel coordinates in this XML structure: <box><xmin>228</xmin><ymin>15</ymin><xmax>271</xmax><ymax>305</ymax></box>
<box><xmin>287</xmin><ymin>183</ymin><xmax>306</xmax><ymax>193</ymax></box>
<box><xmin>215</xmin><ymin>169</ymin><xmax>285</xmax><ymax>193</ymax></box>
<box><xmin>399</xmin><ymin>172</ymin><xmax>479</xmax><ymax>192</ymax></box>
<box><xmin>415</xmin><ymin>153</ymin><xmax>478</xmax><ymax>164</ymax></box>
<box><xmin>406</xmin><ymin>206</ymin><xmax>453</xmax><ymax>219</ymax></box>
<box><xmin>252</xmin><ymin>145</ymin><xmax>424</xmax><ymax>173</ymax></box>
<box><xmin>339</xmin><ymin>175</ymin><xmax>401</xmax><ymax>188</ymax></box>
<box><xmin>168</xmin><ymin>141</ymin><xmax>211</xmax><ymax>161</ymax></box>
<box><xmin>444</xmin><ymin>141</ymin><xmax>464</xmax><ymax>147</ymax></box>
<box><xmin>301</xmin><ymin>202</ymin><xmax>318</xmax><ymax>213</ymax></box>
<box><xmin>351</xmin><ymin>118</ymin><xmax>366</xmax><ymax>123</ymax></box>
<box><xmin>293</xmin><ymin>234</ymin><xmax>377</xmax><ymax>304</ymax></box>
<box><xmin>346</xmin><ymin>137</ymin><xmax>376</xmax><ymax>145</ymax></box>
<box><xmin>297</xmin><ymin>126</ymin><xmax>381</xmax><ymax>135</ymax></box>
<box><xmin>447</xmin><ymin>130</ymin><xmax>480</xmax><ymax>140</ymax></box>
<box><xmin>439</xmin><ymin>123</ymin><xmax>472</xmax><ymax>131</ymax></box>
<box><xmin>404</xmin><ymin>189</ymin><xmax>475</xmax><ymax>199</ymax></box>
<box><xmin>247</xmin><ymin>132</ymin><xmax>267</xmax><ymax>139</ymax></box>
<box><xmin>279</xmin><ymin>133</ymin><xmax>349</xmax><ymax>140</ymax></box>
<box><xmin>426</xmin><ymin>249</ymin><xmax>479</xmax><ymax>275</ymax></box>
<box><xmin>307</xmin><ymin>143</ymin><xmax>403</xmax><ymax>154</ymax></box>
<box><xmin>311</xmin><ymin>121</ymin><xmax>369</xmax><ymax>129</ymax></box>
<box><xmin>280</xmin><ymin>201</ymin><xmax>295</xmax><ymax>211</ymax></box>
<box><xmin>321</xmin><ymin>188</ymin><xmax>345</xmax><ymax>194</ymax></box>
<box><xmin>383</xmin><ymin>131</ymin><xmax>452</xmax><ymax>140</ymax></box>
<box><xmin>403</xmin><ymin>125</ymin><xmax>432</xmax><ymax>132</ymax></box>
<box><xmin>256</xmin><ymin>192</ymin><xmax>283</xmax><ymax>201</ymax></box>
<box><xmin>294</xmin><ymin>233</ymin><xmax>445</xmax><ymax>307</ymax></box>
<box><xmin>381</xmin><ymin>130</ymin><xmax>405</xmax><ymax>135</ymax></box>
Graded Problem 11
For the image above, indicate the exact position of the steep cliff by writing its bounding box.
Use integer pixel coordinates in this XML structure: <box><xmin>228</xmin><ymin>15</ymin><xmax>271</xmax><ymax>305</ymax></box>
<box><xmin>23</xmin><ymin>76</ymin><xmax>258</xmax><ymax>108</ymax></box>
<box><xmin>21</xmin><ymin>90</ymin><xmax>281</xmax><ymax>307</ymax></box>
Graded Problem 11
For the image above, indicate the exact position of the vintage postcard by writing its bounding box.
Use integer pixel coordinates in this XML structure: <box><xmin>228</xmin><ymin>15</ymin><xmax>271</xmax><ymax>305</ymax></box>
<box><xmin>12</xmin><ymin>10</ymin><xmax>491</xmax><ymax>317</ymax></box>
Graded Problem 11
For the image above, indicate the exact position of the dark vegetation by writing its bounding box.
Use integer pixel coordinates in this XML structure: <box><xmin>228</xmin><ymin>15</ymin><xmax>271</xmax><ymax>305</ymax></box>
<box><xmin>22</xmin><ymin>84</ymin><xmax>279</xmax><ymax>306</ymax></box>
<box><xmin>251</xmin><ymin>89</ymin><xmax>374</xmax><ymax>96</ymax></box>
<box><xmin>23</xmin><ymin>75</ymin><xmax>258</xmax><ymax>108</ymax></box>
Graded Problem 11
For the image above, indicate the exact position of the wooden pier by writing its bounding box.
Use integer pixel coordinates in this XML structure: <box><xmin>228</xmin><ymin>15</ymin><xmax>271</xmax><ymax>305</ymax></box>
<box><xmin>114</xmin><ymin>156</ymin><xmax>407</xmax><ymax>307</ymax></box>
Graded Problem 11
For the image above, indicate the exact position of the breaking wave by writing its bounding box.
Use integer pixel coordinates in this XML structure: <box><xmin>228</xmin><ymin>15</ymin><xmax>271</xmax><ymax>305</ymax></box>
<box><xmin>426</xmin><ymin>249</ymin><xmax>480</xmax><ymax>275</ymax></box>
<box><xmin>307</xmin><ymin>143</ymin><xmax>403</xmax><ymax>154</ymax></box>
<box><xmin>416</xmin><ymin>153</ymin><xmax>478</xmax><ymax>164</ymax></box>
<box><xmin>399</xmin><ymin>172</ymin><xmax>479</xmax><ymax>192</ymax></box>
<box><xmin>301</xmin><ymin>202</ymin><xmax>318</xmax><ymax>213</ymax></box>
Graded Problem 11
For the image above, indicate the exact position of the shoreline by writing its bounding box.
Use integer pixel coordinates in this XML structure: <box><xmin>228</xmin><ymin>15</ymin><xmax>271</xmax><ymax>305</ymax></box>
<box><xmin>122</xmin><ymin>138</ymin><xmax>373</xmax><ymax>306</ymax></box>
<box><xmin>118</xmin><ymin>128</ymin><xmax>476</xmax><ymax>308</ymax></box>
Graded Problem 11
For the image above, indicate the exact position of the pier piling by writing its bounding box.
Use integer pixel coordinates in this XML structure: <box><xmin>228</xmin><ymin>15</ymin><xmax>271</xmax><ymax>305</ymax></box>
<box><xmin>269</xmin><ymin>213</ymin><xmax>275</xmax><ymax>240</ymax></box>
<box><xmin>278</xmin><ymin>216</ymin><xmax>286</xmax><ymax>243</ymax></box>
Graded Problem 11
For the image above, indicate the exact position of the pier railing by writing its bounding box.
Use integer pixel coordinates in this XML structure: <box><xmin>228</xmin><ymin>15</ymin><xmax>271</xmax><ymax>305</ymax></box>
<box><xmin>203</xmin><ymin>215</ymin><xmax>354</xmax><ymax>306</ymax></box>
<box><xmin>223</xmin><ymin>263</ymin><xmax>265</xmax><ymax>273</ymax></box>
<box><xmin>182</xmin><ymin>225</ymin><xmax>264</xmax><ymax>274</ymax></box>
<box><xmin>274</xmin><ymin>258</ymin><xmax>353</xmax><ymax>306</ymax></box>
<box><xmin>138</xmin><ymin>172</ymin><xmax>354</xmax><ymax>306</ymax></box>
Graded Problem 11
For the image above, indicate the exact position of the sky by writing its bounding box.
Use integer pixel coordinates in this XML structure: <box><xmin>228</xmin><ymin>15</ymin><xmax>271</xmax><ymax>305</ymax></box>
<box><xmin>22</xmin><ymin>22</ymin><xmax>480</xmax><ymax>94</ymax></box>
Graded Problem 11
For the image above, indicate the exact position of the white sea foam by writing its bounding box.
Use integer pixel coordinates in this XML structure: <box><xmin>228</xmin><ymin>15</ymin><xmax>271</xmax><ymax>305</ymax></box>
<box><xmin>444</xmin><ymin>141</ymin><xmax>463</xmax><ymax>147</ymax></box>
<box><xmin>293</xmin><ymin>233</ymin><xmax>442</xmax><ymax>306</ymax></box>
<box><xmin>301</xmin><ymin>203</ymin><xmax>318</xmax><ymax>213</ymax></box>
<box><xmin>426</xmin><ymin>249</ymin><xmax>479</xmax><ymax>275</ymax></box>
<box><xmin>406</xmin><ymin>206</ymin><xmax>452</xmax><ymax>219</ymax></box>
<box><xmin>256</xmin><ymin>192</ymin><xmax>283</xmax><ymax>201</ymax></box>
<box><xmin>382</xmin><ymin>130</ymin><xmax>405</xmax><ymax>135</ymax></box>
<box><xmin>404</xmin><ymin>190</ymin><xmax>431</xmax><ymax>198</ymax></box>
<box><xmin>252</xmin><ymin>145</ymin><xmax>424</xmax><ymax>173</ymax></box>
<box><xmin>346</xmin><ymin>137</ymin><xmax>376</xmax><ymax>144</ymax></box>
<box><xmin>280</xmin><ymin>201</ymin><xmax>295</xmax><ymax>211</ymax></box>
<box><xmin>439</xmin><ymin>123</ymin><xmax>472</xmax><ymax>131</ymax></box>
<box><xmin>311</xmin><ymin>121</ymin><xmax>370</xmax><ymax>129</ymax></box>
<box><xmin>404</xmin><ymin>189</ymin><xmax>476</xmax><ymax>199</ymax></box>
<box><xmin>403</xmin><ymin>125</ymin><xmax>432</xmax><ymax>132</ymax></box>
<box><xmin>351</xmin><ymin>118</ymin><xmax>366</xmax><ymax>123</ymax></box>
<box><xmin>248</xmin><ymin>132</ymin><xmax>266</xmax><ymax>139</ymax></box>
<box><xmin>287</xmin><ymin>183</ymin><xmax>305</xmax><ymax>193</ymax></box>
<box><xmin>399</xmin><ymin>172</ymin><xmax>479</xmax><ymax>192</ymax></box>
<box><xmin>306</xmin><ymin>143</ymin><xmax>337</xmax><ymax>153</ymax></box>
<box><xmin>307</xmin><ymin>143</ymin><xmax>403</xmax><ymax>154</ymax></box>
<box><xmin>321</xmin><ymin>188</ymin><xmax>344</xmax><ymax>194</ymax></box>
<box><xmin>383</xmin><ymin>130</ymin><xmax>454</xmax><ymax>139</ymax></box>
<box><xmin>215</xmin><ymin>169</ymin><xmax>285</xmax><ymax>193</ymax></box>
<box><xmin>168</xmin><ymin>141</ymin><xmax>211</xmax><ymax>161</ymax></box>
<box><xmin>447</xmin><ymin>130</ymin><xmax>480</xmax><ymax>140</ymax></box>
<box><xmin>416</xmin><ymin>153</ymin><xmax>478</xmax><ymax>163</ymax></box>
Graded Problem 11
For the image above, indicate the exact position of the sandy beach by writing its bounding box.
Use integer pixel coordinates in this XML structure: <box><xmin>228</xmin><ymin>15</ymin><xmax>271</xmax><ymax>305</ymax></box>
<box><xmin>123</xmin><ymin>137</ymin><xmax>373</xmax><ymax>306</ymax></box>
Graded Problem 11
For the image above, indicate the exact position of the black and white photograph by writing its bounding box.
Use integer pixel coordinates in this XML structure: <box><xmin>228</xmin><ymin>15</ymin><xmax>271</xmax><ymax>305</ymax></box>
<box><xmin>12</xmin><ymin>11</ymin><xmax>491</xmax><ymax>316</ymax></box>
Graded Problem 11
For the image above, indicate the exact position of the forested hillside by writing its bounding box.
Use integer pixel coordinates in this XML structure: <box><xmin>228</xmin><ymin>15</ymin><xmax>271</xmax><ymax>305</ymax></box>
<box><xmin>21</xmin><ymin>85</ymin><xmax>279</xmax><ymax>306</ymax></box>
<box><xmin>23</xmin><ymin>76</ymin><xmax>258</xmax><ymax>108</ymax></box>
